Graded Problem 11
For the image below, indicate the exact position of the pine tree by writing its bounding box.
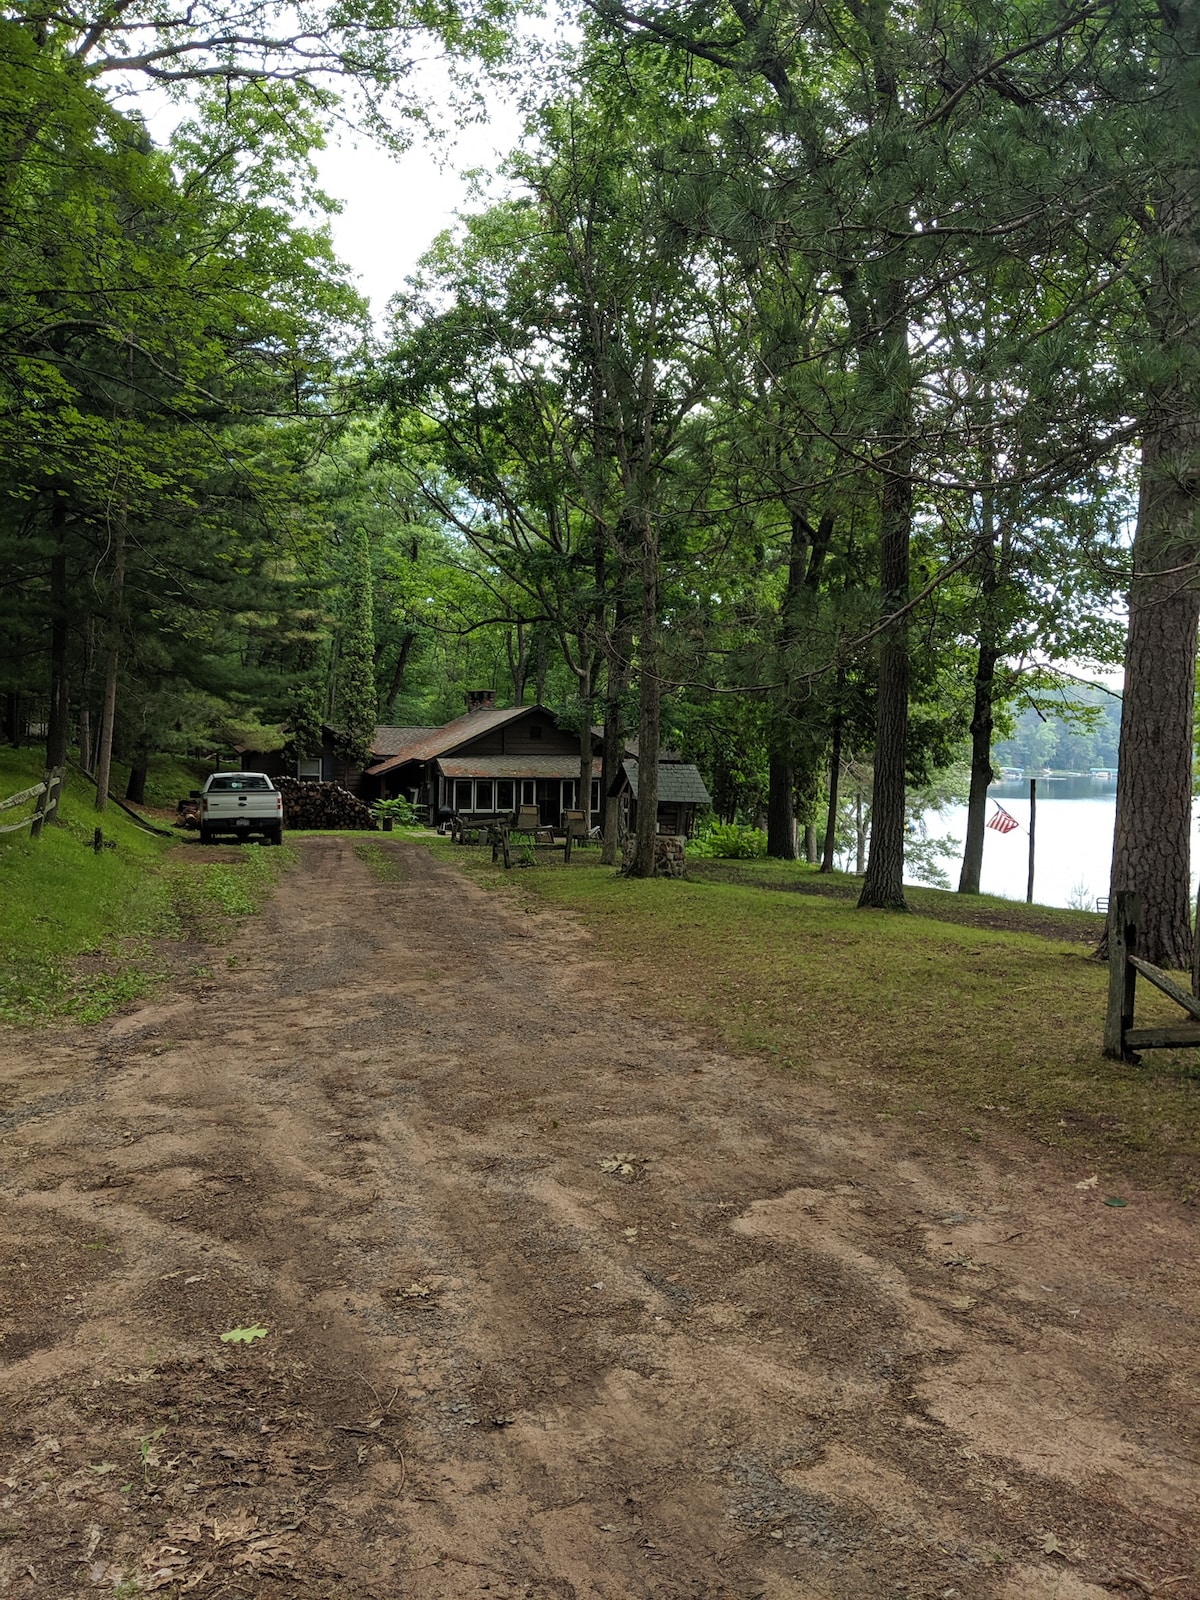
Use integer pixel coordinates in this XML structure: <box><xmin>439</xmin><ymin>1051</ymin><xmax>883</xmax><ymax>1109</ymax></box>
<box><xmin>336</xmin><ymin>528</ymin><xmax>378</xmax><ymax>764</ymax></box>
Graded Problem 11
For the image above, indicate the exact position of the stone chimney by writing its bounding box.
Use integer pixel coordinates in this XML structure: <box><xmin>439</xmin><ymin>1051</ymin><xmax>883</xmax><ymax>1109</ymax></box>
<box><xmin>465</xmin><ymin>689</ymin><xmax>496</xmax><ymax>713</ymax></box>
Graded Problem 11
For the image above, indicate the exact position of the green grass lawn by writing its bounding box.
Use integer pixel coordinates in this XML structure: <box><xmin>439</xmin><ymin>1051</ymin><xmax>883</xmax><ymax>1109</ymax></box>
<box><xmin>0</xmin><ymin>749</ymin><xmax>288</xmax><ymax>1024</ymax></box>
<box><xmin>424</xmin><ymin>836</ymin><xmax>1200</xmax><ymax>1194</ymax></box>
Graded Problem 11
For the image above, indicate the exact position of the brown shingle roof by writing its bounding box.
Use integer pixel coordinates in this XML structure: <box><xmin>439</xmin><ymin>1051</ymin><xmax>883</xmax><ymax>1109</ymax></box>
<box><xmin>364</xmin><ymin>704</ymin><xmax>552</xmax><ymax>778</ymax></box>
<box><xmin>370</xmin><ymin>725</ymin><xmax>432</xmax><ymax>757</ymax></box>
<box><xmin>440</xmin><ymin>755</ymin><xmax>602</xmax><ymax>780</ymax></box>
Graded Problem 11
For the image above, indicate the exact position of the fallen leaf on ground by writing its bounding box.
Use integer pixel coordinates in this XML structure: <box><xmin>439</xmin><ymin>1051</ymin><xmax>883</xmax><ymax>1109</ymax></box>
<box><xmin>600</xmin><ymin>1153</ymin><xmax>642</xmax><ymax>1178</ymax></box>
<box><xmin>219</xmin><ymin>1325</ymin><xmax>268</xmax><ymax>1344</ymax></box>
<box><xmin>1074</xmin><ymin>1175</ymin><xmax>1099</xmax><ymax>1190</ymax></box>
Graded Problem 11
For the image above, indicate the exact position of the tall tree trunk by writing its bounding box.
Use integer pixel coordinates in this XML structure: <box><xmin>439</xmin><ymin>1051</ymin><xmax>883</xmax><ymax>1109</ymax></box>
<box><xmin>796</xmin><ymin>747</ymin><xmax>822</xmax><ymax>865</ymax></box>
<box><xmin>766</xmin><ymin>752</ymin><xmax>797</xmax><ymax>858</ymax></box>
<box><xmin>958</xmin><ymin>639</ymin><xmax>1000</xmax><ymax>895</ymax></box>
<box><xmin>858</xmin><ymin>310</ymin><xmax>913</xmax><ymax>911</ymax></box>
<box><xmin>1109</xmin><ymin>423</ymin><xmax>1200</xmax><ymax>968</ymax></box>
<box><xmin>1107</xmin><ymin>5</ymin><xmax>1200</xmax><ymax>969</ymax></box>
<box><xmin>77</xmin><ymin>618</ymin><xmax>96</xmax><ymax>771</ymax></box>
<box><xmin>45</xmin><ymin>504</ymin><xmax>70</xmax><ymax>772</ymax></box>
<box><xmin>577</xmin><ymin>652</ymin><xmax>594</xmax><ymax>832</ymax></box>
<box><xmin>534</xmin><ymin>628</ymin><xmax>549</xmax><ymax>705</ymax></box>
<box><xmin>600</xmin><ymin>598</ymin><xmax>631</xmax><ymax>867</ymax></box>
<box><xmin>380</xmin><ymin>630</ymin><xmax>415</xmax><ymax>720</ymax></box>
<box><xmin>93</xmin><ymin>516</ymin><xmax>126</xmax><ymax>815</ymax></box>
<box><xmin>821</xmin><ymin>708</ymin><xmax>843</xmax><ymax>872</ymax></box>
<box><xmin>628</xmin><ymin>519</ymin><xmax>661</xmax><ymax>878</ymax></box>
<box><xmin>506</xmin><ymin>623</ymin><xmax>530</xmax><ymax>706</ymax></box>
<box><xmin>855</xmin><ymin>786</ymin><xmax>867</xmax><ymax>875</ymax></box>
<box><xmin>766</xmin><ymin>502</ymin><xmax>819</xmax><ymax>859</ymax></box>
<box><xmin>4</xmin><ymin>692</ymin><xmax>20</xmax><ymax>747</ymax></box>
<box><xmin>125</xmin><ymin>762</ymin><xmax>148</xmax><ymax>804</ymax></box>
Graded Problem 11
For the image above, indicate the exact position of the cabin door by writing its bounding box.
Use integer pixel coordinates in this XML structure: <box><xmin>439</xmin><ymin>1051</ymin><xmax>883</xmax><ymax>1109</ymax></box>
<box><xmin>536</xmin><ymin>780</ymin><xmax>560</xmax><ymax>826</ymax></box>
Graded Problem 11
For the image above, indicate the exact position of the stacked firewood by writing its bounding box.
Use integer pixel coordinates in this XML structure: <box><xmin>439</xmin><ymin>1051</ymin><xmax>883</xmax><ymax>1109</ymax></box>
<box><xmin>273</xmin><ymin>777</ymin><xmax>377</xmax><ymax>831</ymax></box>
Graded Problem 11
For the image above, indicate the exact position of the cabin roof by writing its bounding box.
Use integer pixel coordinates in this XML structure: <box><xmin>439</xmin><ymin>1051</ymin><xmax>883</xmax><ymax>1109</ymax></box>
<box><xmin>370</xmin><ymin>725</ymin><xmax>432</xmax><ymax>757</ymax></box>
<box><xmin>440</xmin><ymin>754</ymin><xmax>603</xmax><ymax>780</ymax></box>
<box><xmin>617</xmin><ymin>759</ymin><xmax>711</xmax><ymax>805</ymax></box>
<box><xmin>364</xmin><ymin>704</ymin><xmax>555</xmax><ymax>777</ymax></box>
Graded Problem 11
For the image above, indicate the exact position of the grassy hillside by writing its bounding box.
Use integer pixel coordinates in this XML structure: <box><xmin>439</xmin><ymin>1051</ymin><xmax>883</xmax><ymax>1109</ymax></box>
<box><xmin>0</xmin><ymin>749</ymin><xmax>284</xmax><ymax>1024</ymax></box>
<box><xmin>427</xmin><ymin>838</ymin><xmax>1200</xmax><ymax>1193</ymax></box>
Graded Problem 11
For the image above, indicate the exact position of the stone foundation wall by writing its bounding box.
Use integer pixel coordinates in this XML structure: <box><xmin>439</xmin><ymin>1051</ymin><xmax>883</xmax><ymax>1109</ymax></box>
<box><xmin>654</xmin><ymin>834</ymin><xmax>687</xmax><ymax>878</ymax></box>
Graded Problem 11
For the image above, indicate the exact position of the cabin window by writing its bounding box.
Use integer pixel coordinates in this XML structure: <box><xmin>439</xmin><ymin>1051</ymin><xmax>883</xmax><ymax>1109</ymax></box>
<box><xmin>591</xmin><ymin>778</ymin><xmax>601</xmax><ymax>814</ymax></box>
<box><xmin>475</xmin><ymin>780</ymin><xmax>494</xmax><ymax>812</ymax></box>
<box><xmin>529</xmin><ymin>723</ymin><xmax>543</xmax><ymax>740</ymax></box>
<box><xmin>296</xmin><ymin>756</ymin><xmax>322</xmax><ymax>780</ymax></box>
<box><xmin>561</xmin><ymin>780</ymin><xmax>576</xmax><ymax>812</ymax></box>
<box><xmin>454</xmin><ymin>779</ymin><xmax>473</xmax><ymax>812</ymax></box>
<box><xmin>521</xmin><ymin>779</ymin><xmax>536</xmax><ymax>805</ymax></box>
<box><xmin>497</xmin><ymin>780</ymin><xmax>515</xmax><ymax>811</ymax></box>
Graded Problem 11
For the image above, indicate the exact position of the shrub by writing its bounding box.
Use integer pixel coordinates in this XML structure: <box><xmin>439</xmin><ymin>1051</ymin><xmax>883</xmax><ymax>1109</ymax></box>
<box><xmin>370</xmin><ymin>797</ymin><xmax>419</xmax><ymax>825</ymax></box>
<box><xmin>687</xmin><ymin>821</ymin><xmax>768</xmax><ymax>860</ymax></box>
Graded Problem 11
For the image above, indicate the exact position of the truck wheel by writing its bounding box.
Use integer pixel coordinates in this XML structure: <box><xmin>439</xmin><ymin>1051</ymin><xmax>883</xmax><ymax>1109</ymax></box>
<box><xmin>199</xmin><ymin>826</ymin><xmax>215</xmax><ymax>845</ymax></box>
<box><xmin>268</xmin><ymin>826</ymin><xmax>283</xmax><ymax>846</ymax></box>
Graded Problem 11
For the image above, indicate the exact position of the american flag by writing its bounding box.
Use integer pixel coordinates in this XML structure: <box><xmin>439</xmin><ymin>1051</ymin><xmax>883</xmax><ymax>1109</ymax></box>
<box><xmin>987</xmin><ymin>804</ymin><xmax>1020</xmax><ymax>835</ymax></box>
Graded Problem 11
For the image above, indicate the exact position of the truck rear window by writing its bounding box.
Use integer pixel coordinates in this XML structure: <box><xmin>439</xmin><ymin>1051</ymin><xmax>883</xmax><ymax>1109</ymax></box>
<box><xmin>207</xmin><ymin>775</ymin><xmax>273</xmax><ymax>791</ymax></box>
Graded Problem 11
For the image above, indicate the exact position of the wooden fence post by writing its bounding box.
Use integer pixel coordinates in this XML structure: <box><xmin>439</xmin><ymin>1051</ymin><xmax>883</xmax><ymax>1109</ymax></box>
<box><xmin>1103</xmin><ymin>890</ymin><xmax>1139</xmax><ymax>1060</ymax></box>
<box><xmin>29</xmin><ymin>768</ymin><xmax>52</xmax><ymax>840</ymax></box>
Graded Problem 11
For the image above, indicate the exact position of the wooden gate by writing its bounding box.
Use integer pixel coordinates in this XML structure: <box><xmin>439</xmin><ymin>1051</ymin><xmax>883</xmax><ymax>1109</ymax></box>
<box><xmin>1103</xmin><ymin>890</ymin><xmax>1200</xmax><ymax>1060</ymax></box>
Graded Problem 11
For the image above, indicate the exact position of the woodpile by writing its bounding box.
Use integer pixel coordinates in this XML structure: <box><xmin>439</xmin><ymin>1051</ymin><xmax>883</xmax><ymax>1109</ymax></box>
<box><xmin>273</xmin><ymin>776</ymin><xmax>377</xmax><ymax>831</ymax></box>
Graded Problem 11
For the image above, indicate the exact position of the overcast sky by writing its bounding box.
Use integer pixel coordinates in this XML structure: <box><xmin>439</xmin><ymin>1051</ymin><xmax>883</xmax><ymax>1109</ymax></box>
<box><xmin>314</xmin><ymin>101</ymin><xmax>524</xmax><ymax>318</ymax></box>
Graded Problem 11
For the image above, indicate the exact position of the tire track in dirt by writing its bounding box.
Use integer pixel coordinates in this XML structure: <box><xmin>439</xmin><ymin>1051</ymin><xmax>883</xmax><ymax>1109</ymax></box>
<box><xmin>0</xmin><ymin>836</ymin><xmax>1196</xmax><ymax>1600</ymax></box>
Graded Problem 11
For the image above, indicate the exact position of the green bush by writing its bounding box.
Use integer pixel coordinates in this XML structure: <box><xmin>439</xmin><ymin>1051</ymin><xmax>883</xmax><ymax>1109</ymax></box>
<box><xmin>687</xmin><ymin>820</ymin><xmax>768</xmax><ymax>860</ymax></box>
<box><xmin>370</xmin><ymin>796</ymin><xmax>419</xmax><ymax>825</ymax></box>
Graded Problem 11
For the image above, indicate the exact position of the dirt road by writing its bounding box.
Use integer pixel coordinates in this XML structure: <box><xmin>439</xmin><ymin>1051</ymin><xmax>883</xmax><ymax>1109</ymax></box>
<box><xmin>1</xmin><ymin>837</ymin><xmax>1197</xmax><ymax>1599</ymax></box>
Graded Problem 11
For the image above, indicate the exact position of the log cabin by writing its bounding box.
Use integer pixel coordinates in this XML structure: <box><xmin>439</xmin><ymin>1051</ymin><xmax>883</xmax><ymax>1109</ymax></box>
<box><xmin>363</xmin><ymin>691</ymin><xmax>601</xmax><ymax>828</ymax></box>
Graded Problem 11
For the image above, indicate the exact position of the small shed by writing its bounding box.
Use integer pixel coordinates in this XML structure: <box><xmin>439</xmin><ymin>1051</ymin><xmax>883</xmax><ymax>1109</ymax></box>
<box><xmin>609</xmin><ymin>758</ymin><xmax>711</xmax><ymax>838</ymax></box>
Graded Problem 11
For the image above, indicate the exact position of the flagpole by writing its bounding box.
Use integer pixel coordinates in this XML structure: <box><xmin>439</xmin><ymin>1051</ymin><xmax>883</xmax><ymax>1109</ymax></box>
<box><xmin>1026</xmin><ymin>778</ymin><xmax>1036</xmax><ymax>903</ymax></box>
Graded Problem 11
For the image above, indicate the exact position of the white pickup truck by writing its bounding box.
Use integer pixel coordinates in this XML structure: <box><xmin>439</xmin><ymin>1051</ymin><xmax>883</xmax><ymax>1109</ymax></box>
<box><xmin>196</xmin><ymin>772</ymin><xmax>284</xmax><ymax>845</ymax></box>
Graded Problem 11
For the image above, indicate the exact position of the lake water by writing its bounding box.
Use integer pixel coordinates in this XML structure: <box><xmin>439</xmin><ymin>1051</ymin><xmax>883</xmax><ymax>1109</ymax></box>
<box><xmin>916</xmin><ymin>795</ymin><xmax>1116</xmax><ymax>909</ymax></box>
<box><xmin>914</xmin><ymin>783</ymin><xmax>1200</xmax><ymax>909</ymax></box>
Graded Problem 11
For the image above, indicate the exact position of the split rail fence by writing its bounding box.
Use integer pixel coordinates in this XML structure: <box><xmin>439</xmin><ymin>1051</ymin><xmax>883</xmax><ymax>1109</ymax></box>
<box><xmin>1103</xmin><ymin>890</ymin><xmax>1200</xmax><ymax>1060</ymax></box>
<box><xmin>0</xmin><ymin>767</ymin><xmax>64</xmax><ymax>841</ymax></box>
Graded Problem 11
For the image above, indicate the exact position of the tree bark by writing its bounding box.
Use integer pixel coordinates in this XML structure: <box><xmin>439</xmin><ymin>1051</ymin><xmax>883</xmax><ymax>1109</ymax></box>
<box><xmin>957</xmin><ymin>639</ymin><xmax>1000</xmax><ymax>894</ymax></box>
<box><xmin>93</xmin><ymin>515</ymin><xmax>126</xmax><ymax>815</ymax></box>
<box><xmin>1108</xmin><ymin>423</ymin><xmax>1200</xmax><ymax>968</ymax></box>
<box><xmin>125</xmin><ymin>762</ymin><xmax>148</xmax><ymax>804</ymax></box>
<box><xmin>858</xmin><ymin>421</ymin><xmax>912</xmax><ymax>910</ymax></box>
<box><xmin>628</xmin><ymin>518</ymin><xmax>661</xmax><ymax>878</ymax></box>
<box><xmin>600</xmin><ymin>598</ymin><xmax>631</xmax><ymax>867</ymax></box>
<box><xmin>506</xmin><ymin>623</ymin><xmax>530</xmax><ymax>707</ymax></box>
<box><xmin>380</xmin><ymin>630</ymin><xmax>415</xmax><ymax>720</ymax></box>
<box><xmin>766</xmin><ymin>753</ymin><xmax>798</xmax><ymax>858</ymax></box>
<box><xmin>45</xmin><ymin>504</ymin><xmax>70</xmax><ymax>772</ymax></box>
<box><xmin>821</xmin><ymin>706</ymin><xmax>843</xmax><ymax>872</ymax></box>
<box><xmin>1107</xmin><ymin>3</ymin><xmax>1200</xmax><ymax>969</ymax></box>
